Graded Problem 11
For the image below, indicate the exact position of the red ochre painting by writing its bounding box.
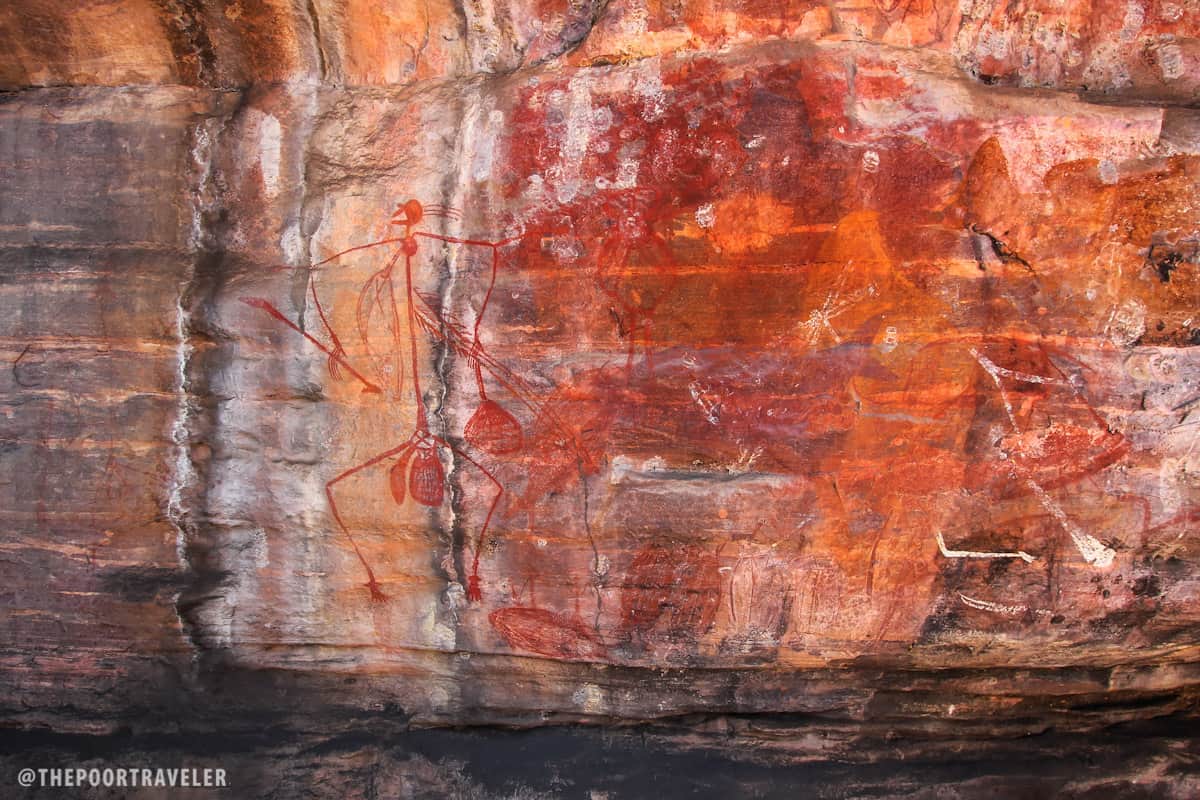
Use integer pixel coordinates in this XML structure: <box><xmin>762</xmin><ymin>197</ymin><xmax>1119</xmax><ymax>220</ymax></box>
<box><xmin>226</xmin><ymin>52</ymin><xmax>1198</xmax><ymax>689</ymax></box>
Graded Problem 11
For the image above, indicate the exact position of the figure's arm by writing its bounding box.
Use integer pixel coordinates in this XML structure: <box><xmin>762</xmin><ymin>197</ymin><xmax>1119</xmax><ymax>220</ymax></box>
<box><xmin>412</xmin><ymin>232</ymin><xmax>521</xmax><ymax>344</ymax></box>
<box><xmin>281</xmin><ymin>240</ymin><xmax>404</xmax><ymax>381</ymax></box>
<box><xmin>412</xmin><ymin>231</ymin><xmax>522</xmax><ymax>249</ymax></box>
<box><xmin>475</xmin><ymin>246</ymin><xmax>499</xmax><ymax>343</ymax></box>
<box><xmin>309</xmin><ymin>237</ymin><xmax>408</xmax><ymax>270</ymax></box>
<box><xmin>239</xmin><ymin>297</ymin><xmax>382</xmax><ymax>394</ymax></box>
<box><xmin>410</xmin><ymin>299</ymin><xmax>597</xmax><ymax>474</ymax></box>
<box><xmin>266</xmin><ymin>238</ymin><xmax>409</xmax><ymax>277</ymax></box>
<box><xmin>412</xmin><ymin>297</ymin><xmax>525</xmax><ymax>404</ymax></box>
<box><xmin>309</xmin><ymin>280</ymin><xmax>349</xmax><ymax>381</ymax></box>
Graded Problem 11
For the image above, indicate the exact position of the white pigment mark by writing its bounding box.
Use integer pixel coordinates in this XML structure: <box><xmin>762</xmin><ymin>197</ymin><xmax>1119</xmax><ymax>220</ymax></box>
<box><xmin>936</xmin><ymin>532</ymin><xmax>1037</xmax><ymax>563</ymax></box>
<box><xmin>970</xmin><ymin>348</ymin><xmax>1064</xmax><ymax>386</ymax></box>
<box><xmin>959</xmin><ymin>593</ymin><xmax>1052</xmax><ymax>617</ymax></box>
<box><xmin>1026</xmin><ymin>479</ymin><xmax>1116</xmax><ymax>567</ymax></box>
<box><xmin>258</xmin><ymin>113</ymin><xmax>281</xmax><ymax>197</ymax></box>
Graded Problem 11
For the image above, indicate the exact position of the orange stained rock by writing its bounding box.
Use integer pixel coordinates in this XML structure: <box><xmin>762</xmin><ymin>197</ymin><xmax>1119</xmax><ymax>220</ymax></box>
<box><xmin>707</xmin><ymin>193</ymin><xmax>796</xmax><ymax>255</ymax></box>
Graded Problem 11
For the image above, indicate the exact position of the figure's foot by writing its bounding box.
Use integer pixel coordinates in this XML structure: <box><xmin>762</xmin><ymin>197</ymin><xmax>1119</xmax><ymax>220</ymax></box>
<box><xmin>366</xmin><ymin>579</ymin><xmax>389</xmax><ymax>603</ymax></box>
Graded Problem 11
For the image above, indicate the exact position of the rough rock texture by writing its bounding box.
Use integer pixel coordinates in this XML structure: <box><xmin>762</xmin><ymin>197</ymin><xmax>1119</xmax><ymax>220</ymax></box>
<box><xmin>1</xmin><ymin>1</ymin><xmax>1199</xmax><ymax>797</ymax></box>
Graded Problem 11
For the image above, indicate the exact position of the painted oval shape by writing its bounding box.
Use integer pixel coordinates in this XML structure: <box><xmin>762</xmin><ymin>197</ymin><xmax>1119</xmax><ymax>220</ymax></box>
<box><xmin>465</xmin><ymin>399</ymin><xmax>523</xmax><ymax>455</ymax></box>
<box><xmin>409</xmin><ymin>447</ymin><xmax>445</xmax><ymax>507</ymax></box>
<box><xmin>387</xmin><ymin>446</ymin><xmax>416</xmax><ymax>506</ymax></box>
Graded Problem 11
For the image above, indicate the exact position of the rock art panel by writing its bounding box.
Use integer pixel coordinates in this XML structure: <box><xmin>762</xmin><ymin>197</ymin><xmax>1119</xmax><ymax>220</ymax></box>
<box><xmin>1</xmin><ymin>7</ymin><xmax>1198</xmax><ymax>782</ymax></box>
<box><xmin>182</xmin><ymin>43</ymin><xmax>1200</xmax><ymax>727</ymax></box>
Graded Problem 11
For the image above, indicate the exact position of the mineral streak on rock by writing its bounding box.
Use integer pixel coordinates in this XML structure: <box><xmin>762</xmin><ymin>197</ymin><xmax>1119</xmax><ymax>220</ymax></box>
<box><xmin>1</xmin><ymin>0</ymin><xmax>1199</xmax><ymax>796</ymax></box>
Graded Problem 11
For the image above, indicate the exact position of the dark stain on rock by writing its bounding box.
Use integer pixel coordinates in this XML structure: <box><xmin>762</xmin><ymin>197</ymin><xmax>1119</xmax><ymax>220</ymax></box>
<box><xmin>1131</xmin><ymin>575</ymin><xmax>1162</xmax><ymax>598</ymax></box>
<box><xmin>1152</xmin><ymin>248</ymin><xmax>1182</xmax><ymax>283</ymax></box>
<box><xmin>99</xmin><ymin>566</ymin><xmax>185</xmax><ymax>603</ymax></box>
<box><xmin>154</xmin><ymin>0</ymin><xmax>220</xmax><ymax>87</ymax></box>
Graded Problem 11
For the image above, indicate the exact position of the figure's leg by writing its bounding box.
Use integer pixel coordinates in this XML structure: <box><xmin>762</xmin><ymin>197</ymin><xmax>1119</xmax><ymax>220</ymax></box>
<box><xmin>430</xmin><ymin>434</ymin><xmax>503</xmax><ymax>602</ymax></box>
<box><xmin>326</xmin><ymin>439</ymin><xmax>417</xmax><ymax>601</ymax></box>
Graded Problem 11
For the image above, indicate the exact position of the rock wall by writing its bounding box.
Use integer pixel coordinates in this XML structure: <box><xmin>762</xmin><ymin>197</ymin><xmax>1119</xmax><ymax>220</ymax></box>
<box><xmin>1</xmin><ymin>1</ymin><xmax>1198</xmax><ymax>796</ymax></box>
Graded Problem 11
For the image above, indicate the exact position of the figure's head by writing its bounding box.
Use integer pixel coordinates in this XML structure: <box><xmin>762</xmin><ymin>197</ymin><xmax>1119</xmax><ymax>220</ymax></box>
<box><xmin>391</xmin><ymin>199</ymin><xmax>424</xmax><ymax>227</ymax></box>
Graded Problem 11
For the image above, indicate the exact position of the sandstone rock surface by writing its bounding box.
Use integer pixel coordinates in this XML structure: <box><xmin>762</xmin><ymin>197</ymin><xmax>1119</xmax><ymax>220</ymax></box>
<box><xmin>1</xmin><ymin>1</ymin><xmax>1198</xmax><ymax>797</ymax></box>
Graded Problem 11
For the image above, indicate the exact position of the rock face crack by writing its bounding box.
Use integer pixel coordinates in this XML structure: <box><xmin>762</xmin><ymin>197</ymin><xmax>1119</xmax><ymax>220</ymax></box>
<box><xmin>154</xmin><ymin>0</ymin><xmax>220</xmax><ymax>87</ymax></box>
<box><xmin>969</xmin><ymin>224</ymin><xmax>1035</xmax><ymax>274</ymax></box>
<box><xmin>170</xmin><ymin>94</ymin><xmax>243</xmax><ymax>664</ymax></box>
<box><xmin>525</xmin><ymin>0</ymin><xmax>614</xmax><ymax>69</ymax></box>
<box><xmin>305</xmin><ymin>0</ymin><xmax>330</xmax><ymax>83</ymax></box>
<box><xmin>433</xmin><ymin>83</ymin><xmax>477</xmax><ymax>613</ymax></box>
